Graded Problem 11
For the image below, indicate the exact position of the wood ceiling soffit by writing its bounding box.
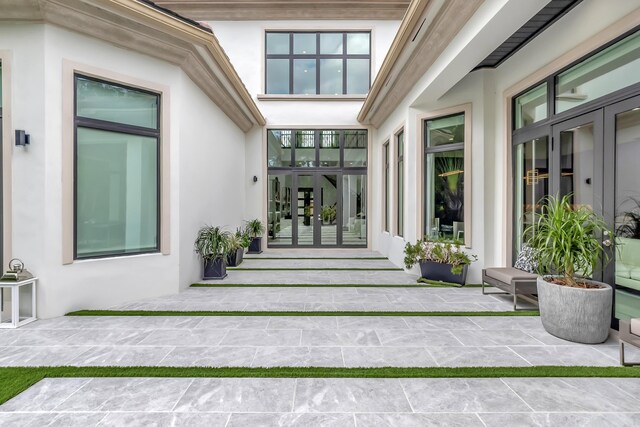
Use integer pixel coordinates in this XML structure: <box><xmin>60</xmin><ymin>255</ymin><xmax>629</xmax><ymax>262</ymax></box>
<box><xmin>0</xmin><ymin>0</ymin><xmax>264</xmax><ymax>131</ymax></box>
<box><xmin>153</xmin><ymin>0</ymin><xmax>411</xmax><ymax>20</ymax></box>
<box><xmin>363</xmin><ymin>0</ymin><xmax>484</xmax><ymax>127</ymax></box>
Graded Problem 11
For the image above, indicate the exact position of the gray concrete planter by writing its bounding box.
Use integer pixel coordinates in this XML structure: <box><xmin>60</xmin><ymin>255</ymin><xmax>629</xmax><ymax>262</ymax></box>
<box><xmin>537</xmin><ymin>276</ymin><xmax>612</xmax><ymax>344</ymax></box>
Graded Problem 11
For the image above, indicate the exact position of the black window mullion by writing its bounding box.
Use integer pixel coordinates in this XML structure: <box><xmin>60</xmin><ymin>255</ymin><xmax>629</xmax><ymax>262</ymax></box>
<box><xmin>289</xmin><ymin>34</ymin><xmax>294</xmax><ymax>94</ymax></box>
<box><xmin>316</xmin><ymin>34</ymin><xmax>320</xmax><ymax>94</ymax></box>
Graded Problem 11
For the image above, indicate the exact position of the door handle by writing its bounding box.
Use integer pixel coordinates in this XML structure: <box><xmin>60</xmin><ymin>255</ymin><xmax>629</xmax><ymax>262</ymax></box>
<box><xmin>603</xmin><ymin>239</ymin><xmax>612</xmax><ymax>247</ymax></box>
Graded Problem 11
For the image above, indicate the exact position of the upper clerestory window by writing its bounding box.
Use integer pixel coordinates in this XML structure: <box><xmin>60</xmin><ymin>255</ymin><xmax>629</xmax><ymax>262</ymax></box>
<box><xmin>265</xmin><ymin>31</ymin><xmax>371</xmax><ymax>95</ymax></box>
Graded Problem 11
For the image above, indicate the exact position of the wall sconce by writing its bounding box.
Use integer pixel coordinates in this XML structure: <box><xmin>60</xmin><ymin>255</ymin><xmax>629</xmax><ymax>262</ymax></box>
<box><xmin>253</xmin><ymin>176</ymin><xmax>258</xmax><ymax>183</ymax></box>
<box><xmin>15</xmin><ymin>130</ymin><xmax>30</xmax><ymax>146</ymax></box>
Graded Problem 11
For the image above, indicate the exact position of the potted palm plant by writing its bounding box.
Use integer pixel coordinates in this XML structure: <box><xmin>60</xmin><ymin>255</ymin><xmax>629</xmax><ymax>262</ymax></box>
<box><xmin>404</xmin><ymin>237</ymin><xmax>476</xmax><ymax>285</ymax></box>
<box><xmin>526</xmin><ymin>194</ymin><xmax>613</xmax><ymax>344</ymax></box>
<box><xmin>245</xmin><ymin>219</ymin><xmax>265</xmax><ymax>254</ymax></box>
<box><xmin>194</xmin><ymin>225</ymin><xmax>230</xmax><ymax>280</ymax></box>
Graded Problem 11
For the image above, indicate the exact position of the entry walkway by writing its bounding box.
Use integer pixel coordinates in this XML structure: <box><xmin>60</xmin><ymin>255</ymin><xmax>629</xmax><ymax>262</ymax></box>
<box><xmin>1</xmin><ymin>377</ymin><xmax>639</xmax><ymax>426</ymax></box>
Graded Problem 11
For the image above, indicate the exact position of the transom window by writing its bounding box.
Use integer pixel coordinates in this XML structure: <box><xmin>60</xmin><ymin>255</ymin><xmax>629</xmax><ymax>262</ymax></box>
<box><xmin>265</xmin><ymin>31</ymin><xmax>371</xmax><ymax>95</ymax></box>
<box><xmin>74</xmin><ymin>74</ymin><xmax>160</xmax><ymax>259</ymax></box>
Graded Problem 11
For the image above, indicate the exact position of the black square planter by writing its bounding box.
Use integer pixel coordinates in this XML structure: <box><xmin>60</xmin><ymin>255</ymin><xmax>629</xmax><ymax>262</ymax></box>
<box><xmin>203</xmin><ymin>258</ymin><xmax>227</xmax><ymax>280</ymax></box>
<box><xmin>227</xmin><ymin>248</ymin><xmax>244</xmax><ymax>267</ymax></box>
<box><xmin>248</xmin><ymin>237</ymin><xmax>262</xmax><ymax>254</ymax></box>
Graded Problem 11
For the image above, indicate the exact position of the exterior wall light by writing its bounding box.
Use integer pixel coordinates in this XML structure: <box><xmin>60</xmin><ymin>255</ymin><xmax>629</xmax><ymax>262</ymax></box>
<box><xmin>253</xmin><ymin>176</ymin><xmax>258</xmax><ymax>183</ymax></box>
<box><xmin>15</xmin><ymin>130</ymin><xmax>30</xmax><ymax>146</ymax></box>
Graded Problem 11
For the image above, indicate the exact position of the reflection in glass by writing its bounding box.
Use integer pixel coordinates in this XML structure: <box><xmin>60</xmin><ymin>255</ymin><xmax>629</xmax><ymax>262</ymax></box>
<box><xmin>559</xmin><ymin>123</ymin><xmax>594</xmax><ymax>210</ymax></box>
<box><xmin>320</xmin><ymin>174</ymin><xmax>338</xmax><ymax>245</ymax></box>
<box><xmin>426</xmin><ymin>114</ymin><xmax>464</xmax><ymax>147</ymax></box>
<box><xmin>514</xmin><ymin>137</ymin><xmax>549</xmax><ymax>252</ymax></box>
<box><xmin>320</xmin><ymin>33</ymin><xmax>343</xmax><ymax>54</ymax></box>
<box><xmin>425</xmin><ymin>150</ymin><xmax>464</xmax><ymax>241</ymax></box>
<box><xmin>76</xmin><ymin>127</ymin><xmax>158</xmax><ymax>258</ymax></box>
<box><xmin>614</xmin><ymin>107</ymin><xmax>640</xmax><ymax>319</ymax></box>
<box><xmin>267</xmin><ymin>130</ymin><xmax>292</xmax><ymax>167</ymax></box>
<box><xmin>514</xmin><ymin>83</ymin><xmax>548</xmax><ymax>129</ymax></box>
<box><xmin>266</xmin><ymin>33</ymin><xmax>289</xmax><ymax>54</ymax></box>
<box><xmin>344</xmin><ymin>130</ymin><xmax>367</xmax><ymax>167</ymax></box>
<box><xmin>342</xmin><ymin>174</ymin><xmax>367</xmax><ymax>245</ymax></box>
<box><xmin>268</xmin><ymin>174</ymin><xmax>293</xmax><ymax>246</ymax></box>
<box><xmin>320</xmin><ymin>59</ymin><xmax>343</xmax><ymax>95</ymax></box>
<box><xmin>319</xmin><ymin>131</ymin><xmax>340</xmax><ymax>167</ymax></box>
<box><xmin>297</xmin><ymin>175</ymin><xmax>315</xmax><ymax>246</ymax></box>
<box><xmin>266</xmin><ymin>59</ymin><xmax>289</xmax><ymax>94</ymax></box>
<box><xmin>556</xmin><ymin>30</ymin><xmax>640</xmax><ymax>113</ymax></box>
<box><xmin>347</xmin><ymin>33</ymin><xmax>370</xmax><ymax>54</ymax></box>
<box><xmin>293</xmin><ymin>59</ymin><xmax>316</xmax><ymax>94</ymax></box>
<box><xmin>76</xmin><ymin>76</ymin><xmax>158</xmax><ymax>129</ymax></box>
<box><xmin>293</xmin><ymin>33</ymin><xmax>316</xmax><ymax>54</ymax></box>
<box><xmin>295</xmin><ymin>130</ymin><xmax>316</xmax><ymax>167</ymax></box>
<box><xmin>346</xmin><ymin>59</ymin><xmax>369</xmax><ymax>94</ymax></box>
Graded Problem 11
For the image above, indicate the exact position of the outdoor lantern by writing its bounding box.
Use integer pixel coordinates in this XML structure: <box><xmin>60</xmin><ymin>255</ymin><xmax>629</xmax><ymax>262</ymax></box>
<box><xmin>0</xmin><ymin>258</ymin><xmax>37</xmax><ymax>328</ymax></box>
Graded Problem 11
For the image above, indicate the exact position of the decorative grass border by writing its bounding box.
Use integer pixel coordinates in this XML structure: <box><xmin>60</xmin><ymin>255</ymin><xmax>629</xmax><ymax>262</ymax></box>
<box><xmin>2</xmin><ymin>366</ymin><xmax>639</xmax><ymax>406</ymax></box>
<box><xmin>226</xmin><ymin>267</ymin><xmax>404</xmax><ymax>271</ymax></box>
<box><xmin>66</xmin><ymin>310</ymin><xmax>540</xmax><ymax>317</ymax></box>
<box><xmin>191</xmin><ymin>283</ymin><xmax>485</xmax><ymax>288</ymax></box>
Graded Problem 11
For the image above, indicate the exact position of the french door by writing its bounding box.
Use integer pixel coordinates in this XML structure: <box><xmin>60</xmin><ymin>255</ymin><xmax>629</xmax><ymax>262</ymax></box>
<box><xmin>268</xmin><ymin>171</ymin><xmax>367</xmax><ymax>248</ymax></box>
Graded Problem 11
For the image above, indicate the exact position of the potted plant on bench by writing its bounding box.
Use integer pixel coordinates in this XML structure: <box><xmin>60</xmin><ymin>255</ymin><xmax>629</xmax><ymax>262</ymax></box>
<box><xmin>194</xmin><ymin>225</ymin><xmax>230</xmax><ymax>280</ymax></box>
<box><xmin>404</xmin><ymin>237</ymin><xmax>476</xmax><ymax>285</ymax></box>
<box><xmin>526</xmin><ymin>194</ymin><xmax>614</xmax><ymax>344</ymax></box>
<box><xmin>245</xmin><ymin>219</ymin><xmax>265</xmax><ymax>254</ymax></box>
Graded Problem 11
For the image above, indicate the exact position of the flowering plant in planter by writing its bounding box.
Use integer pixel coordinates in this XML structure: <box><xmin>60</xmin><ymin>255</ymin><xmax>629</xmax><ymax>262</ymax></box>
<box><xmin>404</xmin><ymin>237</ymin><xmax>476</xmax><ymax>284</ymax></box>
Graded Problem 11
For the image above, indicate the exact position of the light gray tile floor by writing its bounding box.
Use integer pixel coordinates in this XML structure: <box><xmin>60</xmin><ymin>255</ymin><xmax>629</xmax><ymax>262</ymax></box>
<box><xmin>244</xmin><ymin>249</ymin><xmax>386</xmax><ymax>259</ymax></box>
<box><xmin>107</xmin><ymin>286</ymin><xmax>538</xmax><ymax>312</ymax></box>
<box><xmin>199</xmin><ymin>269</ymin><xmax>421</xmax><ymax>285</ymax></box>
<box><xmin>2</xmin><ymin>377</ymin><xmax>639</xmax><ymax>426</ymax></box>
<box><xmin>1</xmin><ymin>315</ymin><xmax>631</xmax><ymax>367</ymax></box>
<box><xmin>229</xmin><ymin>258</ymin><xmax>401</xmax><ymax>270</ymax></box>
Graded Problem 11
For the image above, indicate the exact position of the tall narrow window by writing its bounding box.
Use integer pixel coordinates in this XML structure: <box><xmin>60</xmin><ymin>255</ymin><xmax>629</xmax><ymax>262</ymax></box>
<box><xmin>424</xmin><ymin>114</ymin><xmax>465</xmax><ymax>242</ymax></box>
<box><xmin>383</xmin><ymin>141</ymin><xmax>390</xmax><ymax>232</ymax></box>
<box><xmin>74</xmin><ymin>75</ymin><xmax>160</xmax><ymax>259</ymax></box>
<box><xmin>396</xmin><ymin>131</ymin><xmax>404</xmax><ymax>237</ymax></box>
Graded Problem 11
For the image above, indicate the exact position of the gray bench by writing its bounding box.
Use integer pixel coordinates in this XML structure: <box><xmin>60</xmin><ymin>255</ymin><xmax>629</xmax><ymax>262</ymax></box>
<box><xmin>482</xmin><ymin>267</ymin><xmax>538</xmax><ymax>311</ymax></box>
<box><xmin>620</xmin><ymin>318</ymin><xmax>640</xmax><ymax>366</ymax></box>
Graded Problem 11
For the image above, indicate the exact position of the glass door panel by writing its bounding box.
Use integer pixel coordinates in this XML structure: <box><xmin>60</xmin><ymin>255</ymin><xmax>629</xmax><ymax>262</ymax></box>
<box><xmin>514</xmin><ymin>136</ymin><xmax>549</xmax><ymax>253</ymax></box>
<box><xmin>319</xmin><ymin>174</ymin><xmax>339</xmax><ymax>245</ymax></box>
<box><xmin>296</xmin><ymin>174</ymin><xmax>315</xmax><ymax>246</ymax></box>
<box><xmin>267</xmin><ymin>174</ymin><xmax>293</xmax><ymax>246</ymax></box>
<box><xmin>342</xmin><ymin>174</ymin><xmax>367</xmax><ymax>246</ymax></box>
<box><xmin>606</xmin><ymin>99</ymin><xmax>640</xmax><ymax>321</ymax></box>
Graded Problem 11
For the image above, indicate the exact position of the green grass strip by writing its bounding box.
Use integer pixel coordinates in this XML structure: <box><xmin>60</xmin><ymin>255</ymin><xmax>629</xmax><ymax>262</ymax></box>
<box><xmin>243</xmin><ymin>257</ymin><xmax>388</xmax><ymax>260</ymax></box>
<box><xmin>1</xmin><ymin>366</ymin><xmax>639</xmax><ymax>406</ymax></box>
<box><xmin>191</xmin><ymin>283</ymin><xmax>485</xmax><ymax>288</ymax></box>
<box><xmin>67</xmin><ymin>310</ymin><xmax>539</xmax><ymax>317</ymax></box>
<box><xmin>227</xmin><ymin>267</ymin><xmax>404</xmax><ymax>271</ymax></box>
<box><xmin>416</xmin><ymin>278</ymin><xmax>483</xmax><ymax>288</ymax></box>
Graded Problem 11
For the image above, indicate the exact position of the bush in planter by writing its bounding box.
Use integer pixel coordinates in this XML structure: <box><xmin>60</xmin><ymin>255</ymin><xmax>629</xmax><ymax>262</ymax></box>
<box><xmin>194</xmin><ymin>225</ymin><xmax>231</xmax><ymax>280</ymax></box>
<box><xmin>525</xmin><ymin>194</ymin><xmax>614</xmax><ymax>343</ymax></box>
<box><xmin>245</xmin><ymin>219</ymin><xmax>265</xmax><ymax>254</ymax></box>
<box><xmin>404</xmin><ymin>237</ymin><xmax>476</xmax><ymax>285</ymax></box>
<box><xmin>321</xmin><ymin>205</ymin><xmax>337</xmax><ymax>224</ymax></box>
<box><xmin>226</xmin><ymin>232</ymin><xmax>245</xmax><ymax>267</ymax></box>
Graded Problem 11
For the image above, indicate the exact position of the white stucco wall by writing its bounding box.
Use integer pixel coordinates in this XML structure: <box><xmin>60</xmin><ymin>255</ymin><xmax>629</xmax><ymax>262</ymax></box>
<box><xmin>208</xmin><ymin>20</ymin><xmax>400</xmax><ymax>223</ymax></box>
<box><xmin>0</xmin><ymin>23</ymin><xmax>248</xmax><ymax>318</ymax></box>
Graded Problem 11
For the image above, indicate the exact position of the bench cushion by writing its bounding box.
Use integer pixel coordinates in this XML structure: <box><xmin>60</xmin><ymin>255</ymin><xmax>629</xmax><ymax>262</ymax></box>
<box><xmin>485</xmin><ymin>267</ymin><xmax>537</xmax><ymax>284</ymax></box>
<box><xmin>632</xmin><ymin>318</ymin><xmax>640</xmax><ymax>336</ymax></box>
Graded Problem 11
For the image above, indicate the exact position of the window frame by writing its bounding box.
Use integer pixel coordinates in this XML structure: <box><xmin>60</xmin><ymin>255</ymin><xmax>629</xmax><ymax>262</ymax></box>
<box><xmin>383</xmin><ymin>140</ymin><xmax>390</xmax><ymax>232</ymax></box>
<box><xmin>265</xmin><ymin>31</ymin><xmax>372</xmax><ymax>95</ymax></box>
<box><xmin>73</xmin><ymin>73</ymin><xmax>162</xmax><ymax>260</ymax></box>
<box><xmin>395</xmin><ymin>129</ymin><xmax>404</xmax><ymax>237</ymax></box>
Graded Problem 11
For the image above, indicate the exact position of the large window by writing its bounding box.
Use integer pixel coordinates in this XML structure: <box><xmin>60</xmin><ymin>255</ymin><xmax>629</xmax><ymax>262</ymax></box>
<box><xmin>265</xmin><ymin>31</ymin><xmax>371</xmax><ymax>95</ymax></box>
<box><xmin>396</xmin><ymin>130</ymin><xmax>404</xmax><ymax>237</ymax></box>
<box><xmin>74</xmin><ymin>75</ymin><xmax>160</xmax><ymax>259</ymax></box>
<box><xmin>424</xmin><ymin>114</ymin><xmax>465</xmax><ymax>242</ymax></box>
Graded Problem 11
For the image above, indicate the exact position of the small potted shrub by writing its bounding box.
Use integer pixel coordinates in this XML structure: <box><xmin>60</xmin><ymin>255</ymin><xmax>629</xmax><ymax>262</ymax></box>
<box><xmin>526</xmin><ymin>194</ymin><xmax>613</xmax><ymax>344</ymax></box>
<box><xmin>404</xmin><ymin>237</ymin><xmax>476</xmax><ymax>285</ymax></box>
<box><xmin>226</xmin><ymin>231</ymin><xmax>245</xmax><ymax>267</ymax></box>
<box><xmin>321</xmin><ymin>205</ymin><xmax>336</xmax><ymax>225</ymax></box>
<box><xmin>194</xmin><ymin>225</ymin><xmax>230</xmax><ymax>280</ymax></box>
<box><xmin>245</xmin><ymin>219</ymin><xmax>265</xmax><ymax>254</ymax></box>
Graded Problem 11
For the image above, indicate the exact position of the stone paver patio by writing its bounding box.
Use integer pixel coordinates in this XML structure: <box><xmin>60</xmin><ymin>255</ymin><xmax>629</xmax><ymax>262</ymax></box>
<box><xmin>1</xmin><ymin>377</ymin><xmax>639</xmax><ymax>426</ymax></box>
